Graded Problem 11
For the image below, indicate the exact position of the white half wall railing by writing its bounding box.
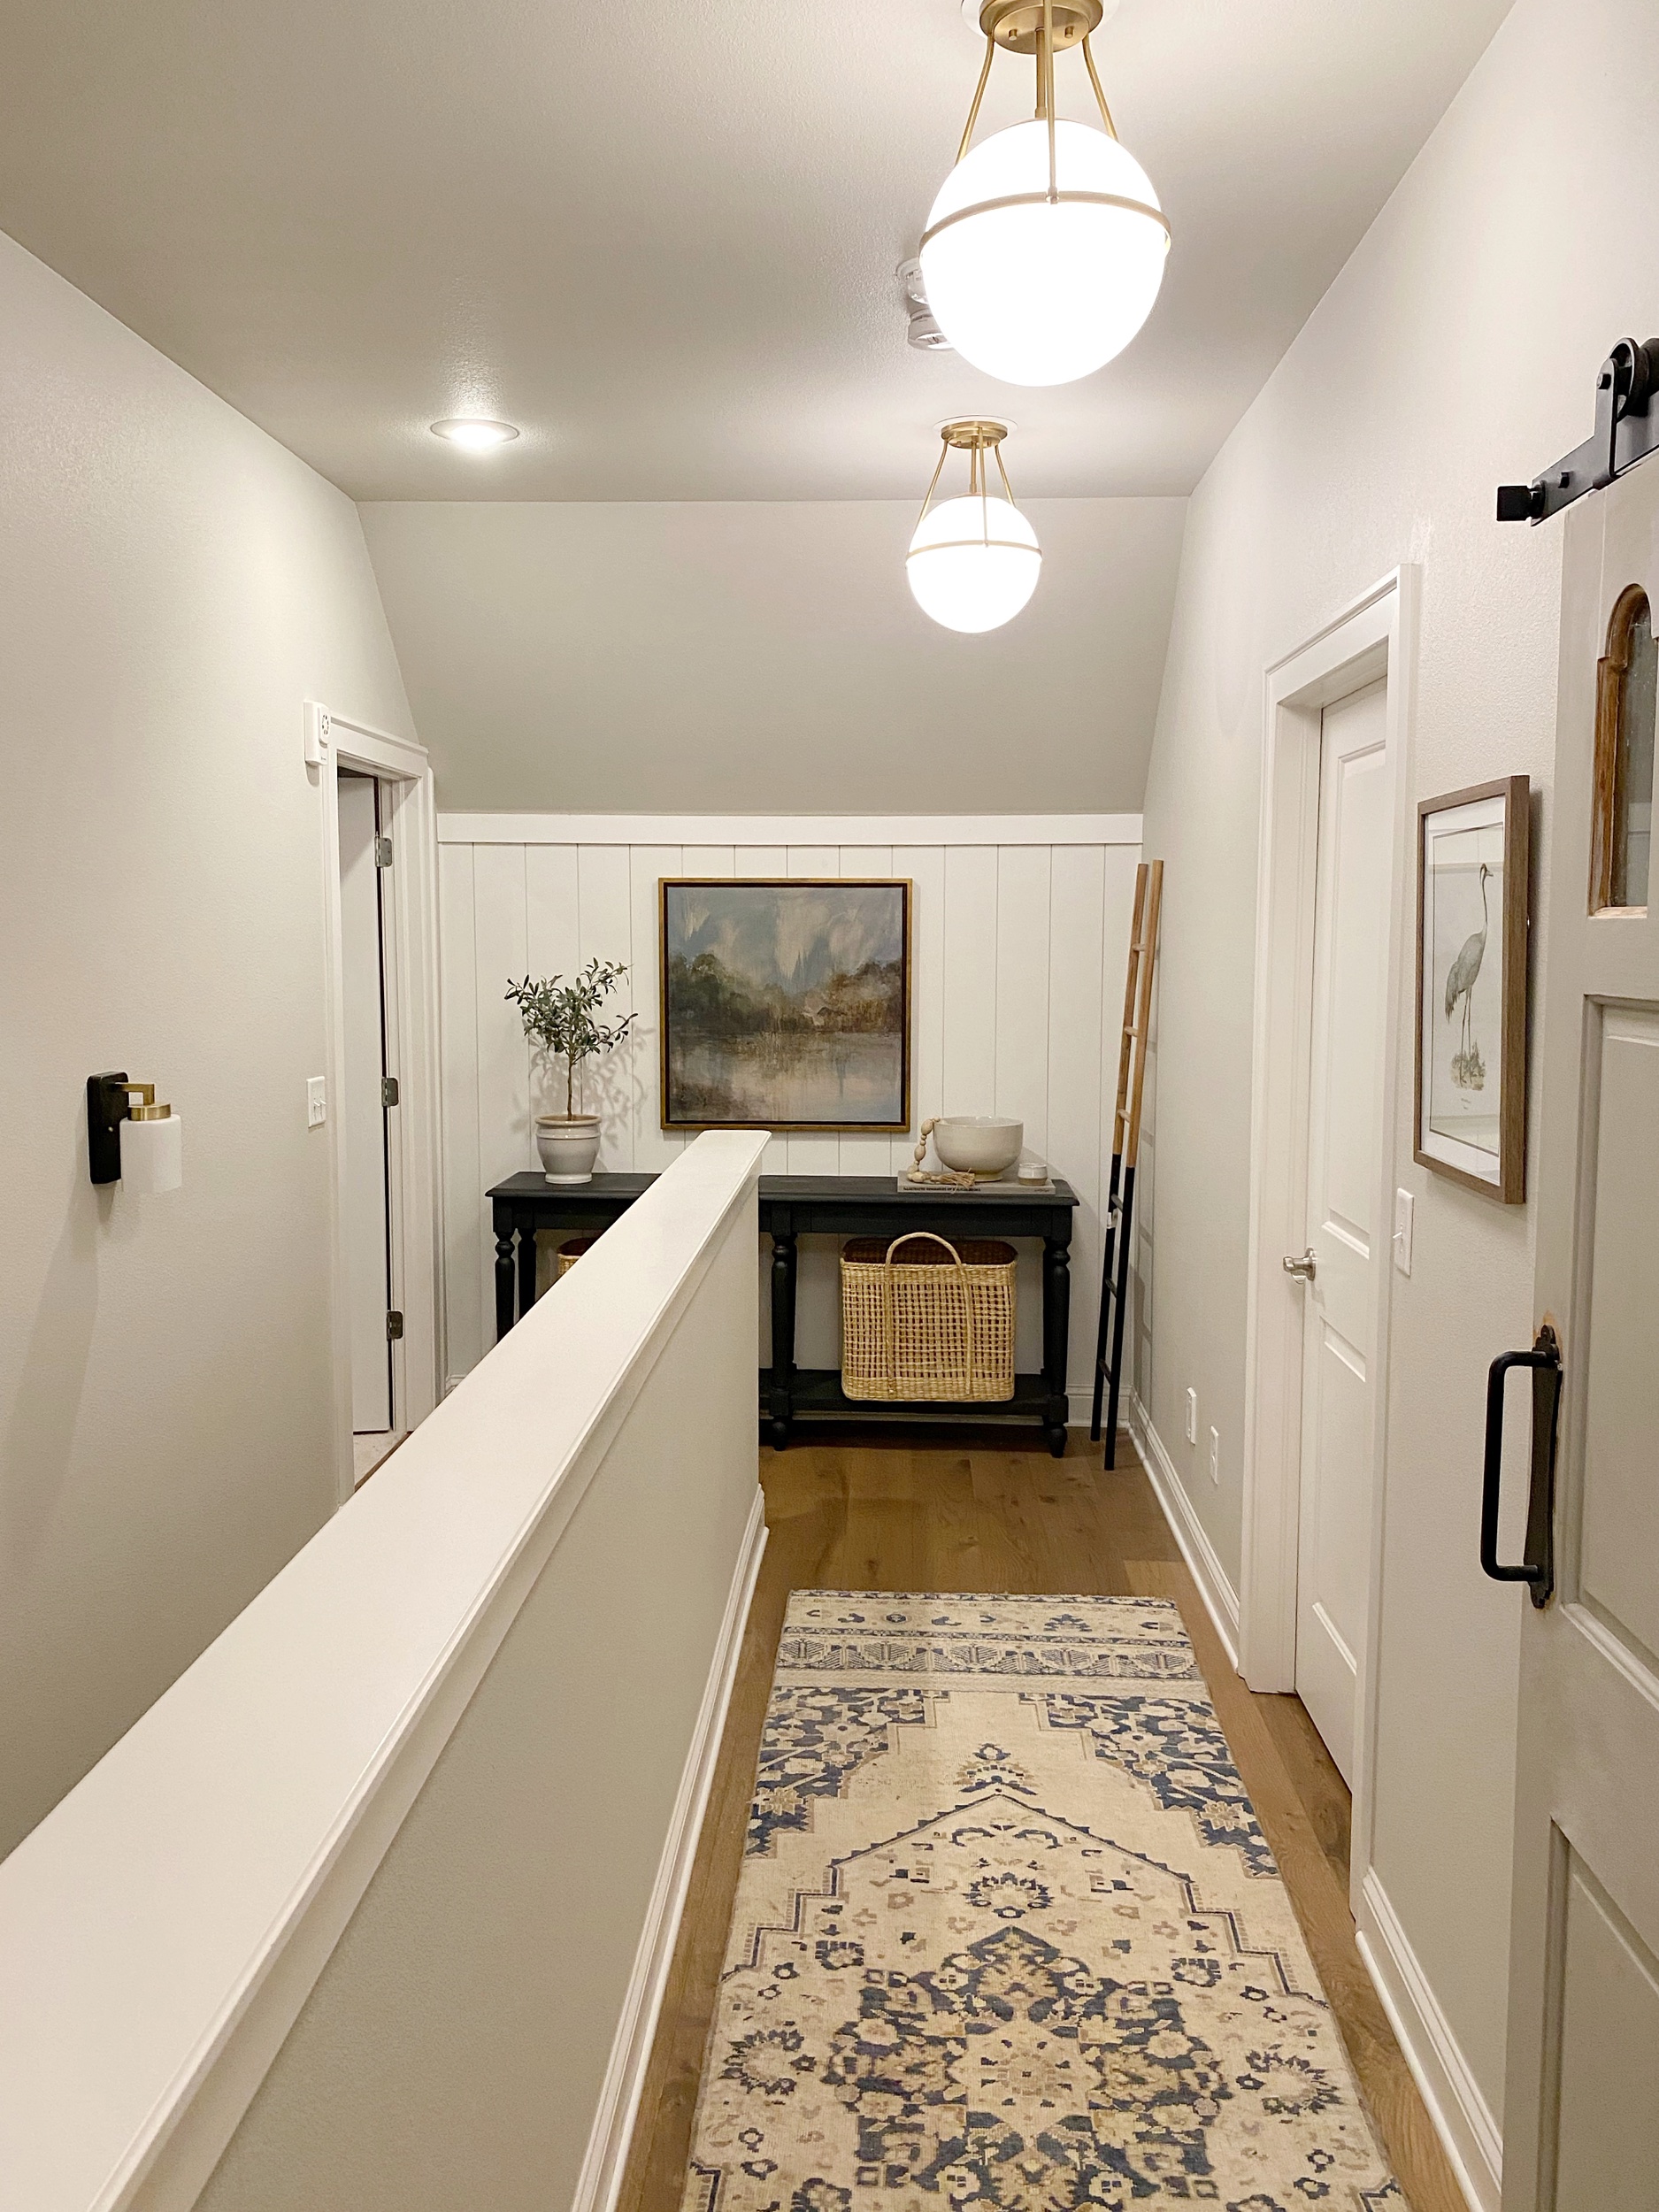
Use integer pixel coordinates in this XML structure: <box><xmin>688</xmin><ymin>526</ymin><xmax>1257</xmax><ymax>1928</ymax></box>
<box><xmin>0</xmin><ymin>1131</ymin><xmax>770</xmax><ymax>2212</ymax></box>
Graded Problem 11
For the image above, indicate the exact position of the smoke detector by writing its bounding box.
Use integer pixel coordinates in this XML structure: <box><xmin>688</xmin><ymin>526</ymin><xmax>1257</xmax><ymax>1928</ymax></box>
<box><xmin>897</xmin><ymin>258</ymin><xmax>953</xmax><ymax>351</ymax></box>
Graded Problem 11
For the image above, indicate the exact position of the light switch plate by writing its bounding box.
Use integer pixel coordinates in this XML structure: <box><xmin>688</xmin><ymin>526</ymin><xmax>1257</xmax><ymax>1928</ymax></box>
<box><xmin>1393</xmin><ymin>1187</ymin><xmax>1414</xmax><ymax>1276</ymax></box>
<box><xmin>1184</xmin><ymin>1386</ymin><xmax>1197</xmax><ymax>1445</ymax></box>
<box><xmin>307</xmin><ymin>1076</ymin><xmax>327</xmax><ymax>1128</ymax></box>
<box><xmin>1208</xmin><ymin>1425</ymin><xmax>1219</xmax><ymax>1484</ymax></box>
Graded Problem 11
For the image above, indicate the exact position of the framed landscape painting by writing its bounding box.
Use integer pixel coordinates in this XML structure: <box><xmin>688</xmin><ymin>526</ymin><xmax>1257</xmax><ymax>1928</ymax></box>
<box><xmin>1415</xmin><ymin>776</ymin><xmax>1529</xmax><ymax>1202</ymax></box>
<box><xmin>660</xmin><ymin>879</ymin><xmax>911</xmax><ymax>1131</ymax></box>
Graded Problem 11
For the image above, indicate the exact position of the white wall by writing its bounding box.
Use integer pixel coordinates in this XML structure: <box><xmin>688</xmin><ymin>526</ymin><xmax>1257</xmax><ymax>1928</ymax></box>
<box><xmin>438</xmin><ymin>815</ymin><xmax>1141</xmax><ymax>1411</ymax></box>
<box><xmin>0</xmin><ymin>230</ymin><xmax>415</xmax><ymax>1858</ymax></box>
<box><xmin>1136</xmin><ymin>0</ymin><xmax>1659</xmax><ymax>2179</ymax></box>
<box><xmin>357</xmin><ymin>499</ymin><xmax>1187</xmax><ymax>813</ymax></box>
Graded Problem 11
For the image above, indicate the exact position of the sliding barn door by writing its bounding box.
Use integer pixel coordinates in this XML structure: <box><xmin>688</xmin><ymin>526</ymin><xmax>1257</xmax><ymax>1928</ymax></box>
<box><xmin>1501</xmin><ymin>465</ymin><xmax>1659</xmax><ymax>2207</ymax></box>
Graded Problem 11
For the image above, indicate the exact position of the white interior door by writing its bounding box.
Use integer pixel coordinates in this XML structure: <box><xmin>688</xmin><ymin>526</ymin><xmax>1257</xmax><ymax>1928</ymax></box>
<box><xmin>1294</xmin><ymin>678</ymin><xmax>1390</xmax><ymax>1784</ymax></box>
<box><xmin>337</xmin><ymin>771</ymin><xmax>393</xmax><ymax>1434</ymax></box>
<box><xmin>1502</xmin><ymin>468</ymin><xmax>1659</xmax><ymax>2208</ymax></box>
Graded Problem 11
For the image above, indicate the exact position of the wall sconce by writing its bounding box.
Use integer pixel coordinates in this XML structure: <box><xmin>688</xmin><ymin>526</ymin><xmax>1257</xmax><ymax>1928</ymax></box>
<box><xmin>87</xmin><ymin>1071</ymin><xmax>184</xmax><ymax>1194</ymax></box>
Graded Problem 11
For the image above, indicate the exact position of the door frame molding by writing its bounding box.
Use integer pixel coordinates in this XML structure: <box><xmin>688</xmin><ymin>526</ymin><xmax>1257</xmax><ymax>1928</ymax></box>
<box><xmin>1240</xmin><ymin>568</ymin><xmax>1418</xmax><ymax>1900</ymax></box>
<box><xmin>310</xmin><ymin>703</ymin><xmax>443</xmax><ymax>1505</ymax></box>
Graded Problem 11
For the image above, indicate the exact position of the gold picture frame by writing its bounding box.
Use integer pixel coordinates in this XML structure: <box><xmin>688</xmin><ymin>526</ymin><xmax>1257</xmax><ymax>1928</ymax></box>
<box><xmin>659</xmin><ymin>878</ymin><xmax>913</xmax><ymax>1133</ymax></box>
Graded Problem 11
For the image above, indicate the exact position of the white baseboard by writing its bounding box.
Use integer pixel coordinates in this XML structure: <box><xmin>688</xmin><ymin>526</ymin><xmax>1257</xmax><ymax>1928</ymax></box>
<box><xmin>1124</xmin><ymin>1392</ymin><xmax>1241</xmax><ymax>1671</ymax></box>
<box><xmin>1356</xmin><ymin>1870</ymin><xmax>1501</xmax><ymax>2212</ymax></box>
<box><xmin>570</xmin><ymin>1487</ymin><xmax>768</xmax><ymax>2212</ymax></box>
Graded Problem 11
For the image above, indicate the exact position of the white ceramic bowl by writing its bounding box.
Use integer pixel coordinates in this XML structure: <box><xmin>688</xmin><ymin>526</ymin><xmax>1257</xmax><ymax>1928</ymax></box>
<box><xmin>932</xmin><ymin>1115</ymin><xmax>1023</xmax><ymax>1177</ymax></box>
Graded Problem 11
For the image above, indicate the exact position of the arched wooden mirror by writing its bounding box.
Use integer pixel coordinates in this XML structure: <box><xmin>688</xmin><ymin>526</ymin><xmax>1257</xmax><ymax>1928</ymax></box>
<box><xmin>1592</xmin><ymin>582</ymin><xmax>1656</xmax><ymax>910</ymax></box>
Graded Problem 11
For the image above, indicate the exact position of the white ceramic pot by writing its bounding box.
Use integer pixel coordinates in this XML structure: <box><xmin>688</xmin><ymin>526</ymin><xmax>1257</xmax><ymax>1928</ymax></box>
<box><xmin>931</xmin><ymin>1115</ymin><xmax>1023</xmax><ymax>1177</ymax></box>
<box><xmin>535</xmin><ymin>1116</ymin><xmax>602</xmax><ymax>1184</ymax></box>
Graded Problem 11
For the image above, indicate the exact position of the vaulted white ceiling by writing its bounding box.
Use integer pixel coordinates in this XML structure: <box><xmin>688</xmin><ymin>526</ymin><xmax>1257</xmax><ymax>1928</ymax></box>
<box><xmin>0</xmin><ymin>0</ymin><xmax>1509</xmax><ymax>501</ymax></box>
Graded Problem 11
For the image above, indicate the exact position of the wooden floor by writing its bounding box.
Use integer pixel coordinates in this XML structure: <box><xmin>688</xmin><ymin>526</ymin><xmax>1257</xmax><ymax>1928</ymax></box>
<box><xmin>618</xmin><ymin>1431</ymin><xmax>1465</xmax><ymax>2212</ymax></box>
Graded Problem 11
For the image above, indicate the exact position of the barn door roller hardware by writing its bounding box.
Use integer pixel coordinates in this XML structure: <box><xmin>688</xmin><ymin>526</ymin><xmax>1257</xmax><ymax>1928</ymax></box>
<box><xmin>1497</xmin><ymin>337</ymin><xmax>1659</xmax><ymax>523</ymax></box>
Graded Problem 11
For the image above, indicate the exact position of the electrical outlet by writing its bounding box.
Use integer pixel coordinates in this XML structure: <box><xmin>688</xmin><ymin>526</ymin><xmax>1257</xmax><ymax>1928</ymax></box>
<box><xmin>307</xmin><ymin>1076</ymin><xmax>327</xmax><ymax>1128</ymax></box>
<box><xmin>1184</xmin><ymin>1387</ymin><xmax>1197</xmax><ymax>1446</ymax></box>
<box><xmin>1393</xmin><ymin>1187</ymin><xmax>1414</xmax><ymax>1276</ymax></box>
<box><xmin>1208</xmin><ymin>1425</ymin><xmax>1219</xmax><ymax>1484</ymax></box>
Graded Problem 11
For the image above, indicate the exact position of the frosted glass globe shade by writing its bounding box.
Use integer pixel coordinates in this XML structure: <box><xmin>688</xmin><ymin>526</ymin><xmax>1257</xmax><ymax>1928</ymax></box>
<box><xmin>907</xmin><ymin>493</ymin><xmax>1041</xmax><ymax>634</ymax></box>
<box><xmin>919</xmin><ymin>119</ymin><xmax>1167</xmax><ymax>386</ymax></box>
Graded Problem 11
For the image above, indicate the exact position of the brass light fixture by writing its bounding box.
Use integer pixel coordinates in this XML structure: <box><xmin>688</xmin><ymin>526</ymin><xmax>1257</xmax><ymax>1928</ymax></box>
<box><xmin>919</xmin><ymin>0</ymin><xmax>1169</xmax><ymax>387</ymax></box>
<box><xmin>906</xmin><ymin>419</ymin><xmax>1041</xmax><ymax>634</ymax></box>
<box><xmin>87</xmin><ymin>1073</ymin><xmax>184</xmax><ymax>1193</ymax></box>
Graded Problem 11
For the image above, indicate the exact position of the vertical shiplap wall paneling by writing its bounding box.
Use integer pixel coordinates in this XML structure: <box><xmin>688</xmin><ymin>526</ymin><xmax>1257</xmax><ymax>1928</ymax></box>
<box><xmin>523</xmin><ymin>842</ymin><xmax>580</xmax><ymax>1111</ymax></box>
<box><xmin>837</xmin><ymin>845</ymin><xmax>895</xmax><ymax>1176</ymax></box>
<box><xmin>784</xmin><ymin>847</ymin><xmax>841</xmax><ymax>1178</ymax></box>
<box><xmin>470</xmin><ymin>845</ymin><xmax>531</xmax><ymax>1350</ymax></box>
<box><xmin>437</xmin><ymin>843</ymin><xmax>481</xmax><ymax>1386</ymax></box>
<box><xmin>994</xmin><ymin>848</ymin><xmax>1052</xmax><ymax>1156</ymax></box>
<box><xmin>892</xmin><ymin>845</ymin><xmax>947</xmax><ymax>1171</ymax></box>
<box><xmin>436</xmin><ymin>820</ymin><xmax>1140</xmax><ymax>1401</ymax></box>
<box><xmin>1048</xmin><ymin>845</ymin><xmax>1109</xmax><ymax>1406</ymax></box>
<box><xmin>735</xmin><ymin>846</ymin><xmax>789</xmax><ymax>1174</ymax></box>
<box><xmin>522</xmin><ymin>845</ymin><xmax>583</xmax><ymax>1298</ymax></box>
<box><xmin>574</xmin><ymin>845</ymin><xmax>635</xmax><ymax>1169</ymax></box>
<box><xmin>941</xmin><ymin>845</ymin><xmax>999</xmax><ymax>1116</ymax></box>
<box><xmin>627</xmin><ymin>846</ymin><xmax>684</xmax><ymax>1173</ymax></box>
<box><xmin>994</xmin><ymin>845</ymin><xmax>1053</xmax><ymax>1372</ymax></box>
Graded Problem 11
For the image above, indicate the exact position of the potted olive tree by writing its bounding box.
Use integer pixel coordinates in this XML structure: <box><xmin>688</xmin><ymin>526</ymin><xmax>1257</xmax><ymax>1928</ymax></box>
<box><xmin>506</xmin><ymin>959</ymin><xmax>637</xmax><ymax>1183</ymax></box>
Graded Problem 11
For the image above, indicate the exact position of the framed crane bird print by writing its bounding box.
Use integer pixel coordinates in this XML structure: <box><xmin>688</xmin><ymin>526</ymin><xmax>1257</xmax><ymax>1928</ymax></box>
<box><xmin>659</xmin><ymin>878</ymin><xmax>911</xmax><ymax>1131</ymax></box>
<box><xmin>1415</xmin><ymin>777</ymin><xmax>1530</xmax><ymax>1201</ymax></box>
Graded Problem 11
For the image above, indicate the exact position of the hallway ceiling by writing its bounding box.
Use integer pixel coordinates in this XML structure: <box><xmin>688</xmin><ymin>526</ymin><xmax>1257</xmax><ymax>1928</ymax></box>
<box><xmin>0</xmin><ymin>0</ymin><xmax>1510</xmax><ymax>501</ymax></box>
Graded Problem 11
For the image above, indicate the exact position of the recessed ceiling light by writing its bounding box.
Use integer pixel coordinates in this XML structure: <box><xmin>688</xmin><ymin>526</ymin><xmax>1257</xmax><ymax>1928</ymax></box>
<box><xmin>430</xmin><ymin>418</ymin><xmax>520</xmax><ymax>450</ymax></box>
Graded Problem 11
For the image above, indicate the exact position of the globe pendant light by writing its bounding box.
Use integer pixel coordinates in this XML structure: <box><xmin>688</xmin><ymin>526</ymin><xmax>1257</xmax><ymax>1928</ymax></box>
<box><xmin>919</xmin><ymin>0</ymin><xmax>1169</xmax><ymax>387</ymax></box>
<box><xmin>907</xmin><ymin>420</ymin><xmax>1041</xmax><ymax>634</ymax></box>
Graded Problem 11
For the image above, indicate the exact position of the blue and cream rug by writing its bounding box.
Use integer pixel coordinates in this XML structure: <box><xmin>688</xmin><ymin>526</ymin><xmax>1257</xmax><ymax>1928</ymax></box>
<box><xmin>683</xmin><ymin>1593</ymin><xmax>1400</xmax><ymax>2212</ymax></box>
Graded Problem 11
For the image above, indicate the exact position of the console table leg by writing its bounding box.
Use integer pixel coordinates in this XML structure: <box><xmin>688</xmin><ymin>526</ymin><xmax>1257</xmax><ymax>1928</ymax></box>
<box><xmin>1043</xmin><ymin>1232</ymin><xmax>1072</xmax><ymax>1458</ymax></box>
<box><xmin>516</xmin><ymin>1211</ymin><xmax>538</xmax><ymax>1325</ymax></box>
<box><xmin>494</xmin><ymin>1217</ymin><xmax>517</xmax><ymax>1341</ymax></box>
<box><xmin>768</xmin><ymin>1227</ymin><xmax>798</xmax><ymax>1448</ymax></box>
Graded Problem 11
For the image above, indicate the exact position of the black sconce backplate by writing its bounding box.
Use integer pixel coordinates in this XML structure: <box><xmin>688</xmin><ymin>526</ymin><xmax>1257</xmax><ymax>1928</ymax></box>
<box><xmin>87</xmin><ymin>1071</ymin><xmax>131</xmax><ymax>1185</ymax></box>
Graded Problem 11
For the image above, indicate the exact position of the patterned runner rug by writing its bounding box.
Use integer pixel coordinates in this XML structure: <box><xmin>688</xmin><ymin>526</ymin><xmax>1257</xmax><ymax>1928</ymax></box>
<box><xmin>682</xmin><ymin>1592</ymin><xmax>1401</xmax><ymax>2212</ymax></box>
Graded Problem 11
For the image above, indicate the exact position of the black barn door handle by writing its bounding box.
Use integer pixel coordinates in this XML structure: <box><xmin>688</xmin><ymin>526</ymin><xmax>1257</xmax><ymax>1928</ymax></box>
<box><xmin>1480</xmin><ymin>1323</ymin><xmax>1562</xmax><ymax>1608</ymax></box>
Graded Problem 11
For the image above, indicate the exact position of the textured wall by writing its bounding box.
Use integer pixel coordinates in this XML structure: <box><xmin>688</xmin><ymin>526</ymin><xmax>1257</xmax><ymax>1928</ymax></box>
<box><xmin>0</xmin><ymin>230</ymin><xmax>413</xmax><ymax>1856</ymax></box>
<box><xmin>357</xmin><ymin>498</ymin><xmax>1187</xmax><ymax>813</ymax></box>
<box><xmin>1137</xmin><ymin>0</ymin><xmax>1659</xmax><ymax>2128</ymax></box>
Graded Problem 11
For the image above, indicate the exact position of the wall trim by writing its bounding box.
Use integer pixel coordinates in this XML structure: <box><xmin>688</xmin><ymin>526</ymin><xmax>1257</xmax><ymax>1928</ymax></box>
<box><xmin>312</xmin><ymin>703</ymin><xmax>444</xmax><ymax>1502</ymax></box>
<box><xmin>1356</xmin><ymin>1870</ymin><xmax>1500</xmax><ymax>2212</ymax></box>
<box><xmin>1125</xmin><ymin>1392</ymin><xmax>1241</xmax><ymax>1671</ymax></box>
<box><xmin>572</xmin><ymin>1486</ymin><xmax>768</xmax><ymax>2212</ymax></box>
<box><xmin>1239</xmin><ymin>568</ymin><xmax>1417</xmax><ymax>1917</ymax></box>
<box><xmin>437</xmin><ymin>811</ymin><xmax>1143</xmax><ymax>849</ymax></box>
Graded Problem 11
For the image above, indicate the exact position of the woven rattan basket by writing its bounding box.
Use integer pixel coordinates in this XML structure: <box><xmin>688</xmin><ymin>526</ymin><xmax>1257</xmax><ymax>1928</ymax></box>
<box><xmin>556</xmin><ymin>1234</ymin><xmax>598</xmax><ymax>1278</ymax></box>
<box><xmin>840</xmin><ymin>1231</ymin><xmax>1017</xmax><ymax>1404</ymax></box>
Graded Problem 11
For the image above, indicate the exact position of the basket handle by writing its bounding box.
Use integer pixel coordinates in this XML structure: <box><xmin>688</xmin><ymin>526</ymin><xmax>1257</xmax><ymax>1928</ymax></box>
<box><xmin>883</xmin><ymin>1230</ymin><xmax>963</xmax><ymax>1267</ymax></box>
<box><xmin>879</xmin><ymin>1232</ymin><xmax>974</xmax><ymax>1394</ymax></box>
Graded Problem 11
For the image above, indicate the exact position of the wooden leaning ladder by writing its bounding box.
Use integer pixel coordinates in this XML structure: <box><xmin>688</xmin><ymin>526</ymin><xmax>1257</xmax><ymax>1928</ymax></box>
<box><xmin>1090</xmin><ymin>858</ymin><xmax>1163</xmax><ymax>1463</ymax></box>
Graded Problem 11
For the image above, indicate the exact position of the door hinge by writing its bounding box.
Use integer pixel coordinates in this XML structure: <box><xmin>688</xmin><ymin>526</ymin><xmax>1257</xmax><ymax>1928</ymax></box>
<box><xmin>386</xmin><ymin>1310</ymin><xmax>404</xmax><ymax>1341</ymax></box>
<box><xmin>381</xmin><ymin>1075</ymin><xmax>400</xmax><ymax>1108</ymax></box>
<box><xmin>374</xmin><ymin>835</ymin><xmax>393</xmax><ymax>868</ymax></box>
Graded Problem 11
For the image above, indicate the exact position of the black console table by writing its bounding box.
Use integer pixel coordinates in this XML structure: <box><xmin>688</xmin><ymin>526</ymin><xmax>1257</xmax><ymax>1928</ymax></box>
<box><xmin>487</xmin><ymin>1170</ymin><xmax>1079</xmax><ymax>1456</ymax></box>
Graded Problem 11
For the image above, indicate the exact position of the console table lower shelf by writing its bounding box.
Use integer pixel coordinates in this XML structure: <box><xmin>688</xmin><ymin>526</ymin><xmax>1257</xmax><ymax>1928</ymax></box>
<box><xmin>487</xmin><ymin>1170</ymin><xmax>1079</xmax><ymax>1456</ymax></box>
<box><xmin>772</xmin><ymin>1368</ymin><xmax>1064</xmax><ymax>1434</ymax></box>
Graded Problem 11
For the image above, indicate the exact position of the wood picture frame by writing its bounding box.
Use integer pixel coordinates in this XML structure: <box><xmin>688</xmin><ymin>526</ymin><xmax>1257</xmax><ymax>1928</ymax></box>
<box><xmin>658</xmin><ymin>878</ymin><xmax>912</xmax><ymax>1133</ymax></box>
<box><xmin>1414</xmin><ymin>776</ymin><xmax>1529</xmax><ymax>1202</ymax></box>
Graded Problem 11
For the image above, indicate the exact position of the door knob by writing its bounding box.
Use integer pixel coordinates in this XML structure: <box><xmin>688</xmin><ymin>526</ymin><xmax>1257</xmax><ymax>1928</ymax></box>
<box><xmin>1282</xmin><ymin>1249</ymin><xmax>1317</xmax><ymax>1280</ymax></box>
